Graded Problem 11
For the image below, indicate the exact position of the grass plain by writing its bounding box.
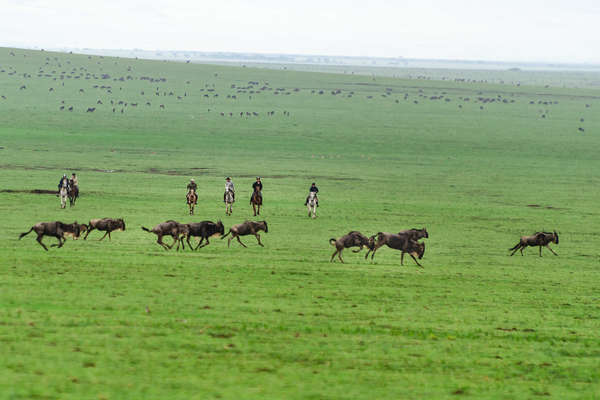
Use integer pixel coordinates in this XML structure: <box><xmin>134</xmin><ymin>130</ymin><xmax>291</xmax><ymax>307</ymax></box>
<box><xmin>0</xmin><ymin>47</ymin><xmax>599</xmax><ymax>399</ymax></box>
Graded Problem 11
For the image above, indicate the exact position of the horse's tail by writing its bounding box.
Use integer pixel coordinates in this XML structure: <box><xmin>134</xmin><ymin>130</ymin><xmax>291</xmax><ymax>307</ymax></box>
<box><xmin>329</xmin><ymin>238</ymin><xmax>337</xmax><ymax>246</ymax></box>
<box><xmin>221</xmin><ymin>230</ymin><xmax>231</xmax><ymax>239</ymax></box>
<box><xmin>141</xmin><ymin>226</ymin><xmax>152</xmax><ymax>233</ymax></box>
<box><xmin>19</xmin><ymin>227</ymin><xmax>34</xmax><ymax>239</ymax></box>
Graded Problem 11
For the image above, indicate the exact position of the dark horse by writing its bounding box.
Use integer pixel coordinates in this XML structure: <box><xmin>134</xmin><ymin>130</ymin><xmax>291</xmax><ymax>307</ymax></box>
<box><xmin>250</xmin><ymin>189</ymin><xmax>262</xmax><ymax>216</ymax></box>
<box><xmin>68</xmin><ymin>184</ymin><xmax>78</xmax><ymax>207</ymax></box>
<box><xmin>186</xmin><ymin>190</ymin><xmax>198</xmax><ymax>215</ymax></box>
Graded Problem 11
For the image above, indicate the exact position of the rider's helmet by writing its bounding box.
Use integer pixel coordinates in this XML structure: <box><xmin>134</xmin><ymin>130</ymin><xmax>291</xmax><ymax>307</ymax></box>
<box><xmin>63</xmin><ymin>174</ymin><xmax>67</xmax><ymax>178</ymax></box>
<box><xmin>190</xmin><ymin>178</ymin><xmax>195</xmax><ymax>182</ymax></box>
<box><xmin>226</xmin><ymin>177</ymin><xmax>231</xmax><ymax>180</ymax></box>
<box><xmin>312</xmin><ymin>182</ymin><xmax>316</xmax><ymax>185</ymax></box>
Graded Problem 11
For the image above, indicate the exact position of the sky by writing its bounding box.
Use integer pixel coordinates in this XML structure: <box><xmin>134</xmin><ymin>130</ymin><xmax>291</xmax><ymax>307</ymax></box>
<box><xmin>1</xmin><ymin>0</ymin><xmax>599</xmax><ymax>64</ymax></box>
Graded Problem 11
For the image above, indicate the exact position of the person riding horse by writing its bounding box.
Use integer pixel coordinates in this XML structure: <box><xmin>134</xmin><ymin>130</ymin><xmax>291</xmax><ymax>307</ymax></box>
<box><xmin>187</xmin><ymin>179</ymin><xmax>198</xmax><ymax>204</ymax></box>
<box><xmin>305</xmin><ymin>182</ymin><xmax>319</xmax><ymax>206</ymax></box>
<box><xmin>251</xmin><ymin>177</ymin><xmax>263</xmax><ymax>203</ymax></box>
<box><xmin>69</xmin><ymin>173</ymin><xmax>79</xmax><ymax>200</ymax></box>
<box><xmin>224</xmin><ymin>177</ymin><xmax>235</xmax><ymax>203</ymax></box>
<box><xmin>57</xmin><ymin>174</ymin><xmax>70</xmax><ymax>195</ymax></box>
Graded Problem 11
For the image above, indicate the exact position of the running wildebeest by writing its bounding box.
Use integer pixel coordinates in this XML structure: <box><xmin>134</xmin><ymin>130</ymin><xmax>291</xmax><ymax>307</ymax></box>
<box><xmin>184</xmin><ymin>220</ymin><xmax>225</xmax><ymax>250</ymax></box>
<box><xmin>329</xmin><ymin>231</ymin><xmax>372</xmax><ymax>263</ymax></box>
<box><xmin>64</xmin><ymin>223</ymin><xmax>88</xmax><ymax>240</ymax></box>
<box><xmin>366</xmin><ymin>228</ymin><xmax>428</xmax><ymax>259</ymax></box>
<box><xmin>141</xmin><ymin>220</ymin><xmax>188</xmax><ymax>251</ymax></box>
<box><xmin>84</xmin><ymin>218</ymin><xmax>126</xmax><ymax>241</ymax></box>
<box><xmin>366</xmin><ymin>232</ymin><xmax>426</xmax><ymax>267</ymax></box>
<box><xmin>19</xmin><ymin>221</ymin><xmax>81</xmax><ymax>251</ymax></box>
<box><xmin>509</xmin><ymin>231</ymin><xmax>559</xmax><ymax>257</ymax></box>
<box><xmin>221</xmin><ymin>220</ymin><xmax>268</xmax><ymax>248</ymax></box>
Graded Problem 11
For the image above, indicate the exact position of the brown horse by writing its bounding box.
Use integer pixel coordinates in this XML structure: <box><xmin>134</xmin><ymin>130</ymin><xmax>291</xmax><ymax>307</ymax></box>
<box><xmin>186</xmin><ymin>190</ymin><xmax>198</xmax><ymax>215</ymax></box>
<box><xmin>250</xmin><ymin>189</ymin><xmax>262</xmax><ymax>216</ymax></box>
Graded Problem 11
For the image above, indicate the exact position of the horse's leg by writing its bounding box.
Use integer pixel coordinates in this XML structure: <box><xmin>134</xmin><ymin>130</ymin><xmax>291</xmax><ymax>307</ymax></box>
<box><xmin>546</xmin><ymin>245</ymin><xmax>558</xmax><ymax>256</ymax></box>
<box><xmin>99</xmin><ymin>231</ymin><xmax>109</xmax><ymax>241</ymax></box>
<box><xmin>36</xmin><ymin>234</ymin><xmax>49</xmax><ymax>251</ymax></box>
<box><xmin>253</xmin><ymin>204</ymin><xmax>256</xmax><ymax>217</ymax></box>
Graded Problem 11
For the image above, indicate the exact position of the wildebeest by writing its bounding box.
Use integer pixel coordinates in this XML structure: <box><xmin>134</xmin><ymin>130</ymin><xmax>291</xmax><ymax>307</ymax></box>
<box><xmin>86</xmin><ymin>107</ymin><xmax>95</xmax><ymax>112</ymax></box>
<box><xmin>141</xmin><ymin>220</ymin><xmax>188</xmax><ymax>251</ymax></box>
<box><xmin>365</xmin><ymin>228</ymin><xmax>428</xmax><ymax>259</ymax></box>
<box><xmin>365</xmin><ymin>232</ymin><xmax>426</xmax><ymax>267</ymax></box>
<box><xmin>509</xmin><ymin>231</ymin><xmax>559</xmax><ymax>256</ymax></box>
<box><xmin>64</xmin><ymin>223</ymin><xmax>88</xmax><ymax>240</ymax></box>
<box><xmin>221</xmin><ymin>220</ymin><xmax>268</xmax><ymax>248</ymax></box>
<box><xmin>184</xmin><ymin>220</ymin><xmax>225</xmax><ymax>250</ymax></box>
<box><xmin>19</xmin><ymin>221</ymin><xmax>81</xmax><ymax>251</ymax></box>
<box><xmin>329</xmin><ymin>231</ymin><xmax>372</xmax><ymax>263</ymax></box>
<box><xmin>84</xmin><ymin>218</ymin><xmax>126</xmax><ymax>241</ymax></box>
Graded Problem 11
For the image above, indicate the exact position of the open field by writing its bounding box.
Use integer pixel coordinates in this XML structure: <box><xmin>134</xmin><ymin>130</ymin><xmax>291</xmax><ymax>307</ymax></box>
<box><xmin>1</xmin><ymin>47</ymin><xmax>599</xmax><ymax>399</ymax></box>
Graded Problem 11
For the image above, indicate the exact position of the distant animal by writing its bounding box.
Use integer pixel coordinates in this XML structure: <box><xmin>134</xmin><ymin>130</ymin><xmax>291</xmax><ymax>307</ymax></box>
<box><xmin>58</xmin><ymin>178</ymin><xmax>69</xmax><ymax>209</ymax></box>
<box><xmin>221</xmin><ymin>220</ymin><xmax>268</xmax><ymax>248</ymax></box>
<box><xmin>159</xmin><ymin>104</ymin><xmax>165</xmax><ymax>109</ymax></box>
<box><xmin>67</xmin><ymin>182</ymin><xmax>78</xmax><ymax>207</ymax></box>
<box><xmin>186</xmin><ymin>189</ymin><xmax>198</xmax><ymax>215</ymax></box>
<box><xmin>68</xmin><ymin>106</ymin><xmax>73</xmax><ymax>111</ymax></box>
<box><xmin>141</xmin><ymin>220</ymin><xmax>187</xmax><ymax>250</ymax></box>
<box><xmin>509</xmin><ymin>231</ymin><xmax>559</xmax><ymax>257</ymax></box>
<box><xmin>86</xmin><ymin>107</ymin><xmax>95</xmax><ymax>112</ymax></box>
<box><xmin>329</xmin><ymin>231</ymin><xmax>372</xmax><ymax>263</ymax></box>
<box><xmin>184</xmin><ymin>221</ymin><xmax>225</xmax><ymax>250</ymax></box>
<box><xmin>307</xmin><ymin>191</ymin><xmax>317</xmax><ymax>218</ymax></box>
<box><xmin>250</xmin><ymin>189</ymin><xmax>262</xmax><ymax>216</ymax></box>
<box><xmin>365</xmin><ymin>232</ymin><xmax>426</xmax><ymax>267</ymax></box>
<box><xmin>19</xmin><ymin>221</ymin><xmax>81</xmax><ymax>251</ymax></box>
<box><xmin>84</xmin><ymin>218</ymin><xmax>126</xmax><ymax>241</ymax></box>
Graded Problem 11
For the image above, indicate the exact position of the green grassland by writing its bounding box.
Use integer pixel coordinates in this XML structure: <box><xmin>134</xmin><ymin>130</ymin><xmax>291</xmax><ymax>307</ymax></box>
<box><xmin>0</xmin><ymin>47</ymin><xmax>599</xmax><ymax>399</ymax></box>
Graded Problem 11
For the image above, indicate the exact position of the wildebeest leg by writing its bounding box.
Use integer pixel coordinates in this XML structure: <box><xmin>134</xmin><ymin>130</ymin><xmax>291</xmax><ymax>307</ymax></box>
<box><xmin>409</xmin><ymin>253</ymin><xmax>423</xmax><ymax>267</ymax></box>
<box><xmin>99</xmin><ymin>231</ymin><xmax>110</xmax><ymax>241</ymax></box>
<box><xmin>546</xmin><ymin>245</ymin><xmax>558</xmax><ymax>256</ymax></box>
<box><xmin>57</xmin><ymin>236</ymin><xmax>65</xmax><ymax>248</ymax></box>
<box><xmin>236</xmin><ymin>236</ymin><xmax>247</xmax><ymax>248</ymax></box>
<box><xmin>84</xmin><ymin>227</ymin><xmax>94</xmax><ymax>240</ymax></box>
<box><xmin>156</xmin><ymin>234</ymin><xmax>170</xmax><ymax>250</ymax></box>
<box><xmin>539</xmin><ymin>246</ymin><xmax>543</xmax><ymax>257</ymax></box>
<box><xmin>330</xmin><ymin>249</ymin><xmax>339</xmax><ymax>262</ymax></box>
<box><xmin>509</xmin><ymin>243</ymin><xmax>521</xmax><ymax>256</ymax></box>
<box><xmin>197</xmin><ymin>237</ymin><xmax>210</xmax><ymax>250</ymax></box>
<box><xmin>36</xmin><ymin>234</ymin><xmax>49</xmax><ymax>251</ymax></box>
<box><xmin>400</xmin><ymin>251</ymin><xmax>405</xmax><ymax>265</ymax></box>
<box><xmin>255</xmin><ymin>234</ymin><xmax>263</xmax><ymax>247</ymax></box>
<box><xmin>338</xmin><ymin>249</ymin><xmax>344</xmax><ymax>263</ymax></box>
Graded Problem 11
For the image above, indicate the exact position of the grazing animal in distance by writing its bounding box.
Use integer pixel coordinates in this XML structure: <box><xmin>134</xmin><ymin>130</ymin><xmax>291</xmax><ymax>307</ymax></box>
<box><xmin>84</xmin><ymin>218</ymin><xmax>126</xmax><ymax>241</ymax></box>
<box><xmin>366</xmin><ymin>232</ymin><xmax>426</xmax><ymax>267</ymax></box>
<box><xmin>19</xmin><ymin>221</ymin><xmax>81</xmax><ymax>251</ymax></box>
<box><xmin>329</xmin><ymin>231</ymin><xmax>372</xmax><ymax>263</ymax></box>
<box><xmin>221</xmin><ymin>220</ymin><xmax>268</xmax><ymax>248</ymax></box>
<box><xmin>509</xmin><ymin>231</ymin><xmax>559</xmax><ymax>256</ymax></box>
<box><xmin>184</xmin><ymin>221</ymin><xmax>225</xmax><ymax>250</ymax></box>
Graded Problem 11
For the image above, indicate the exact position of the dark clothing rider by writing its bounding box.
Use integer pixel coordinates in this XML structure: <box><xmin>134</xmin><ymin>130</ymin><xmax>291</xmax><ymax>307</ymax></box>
<box><xmin>252</xmin><ymin>177</ymin><xmax>263</xmax><ymax>201</ymax></box>
<box><xmin>305</xmin><ymin>183</ymin><xmax>319</xmax><ymax>206</ymax></box>
<box><xmin>187</xmin><ymin>179</ymin><xmax>198</xmax><ymax>204</ymax></box>
<box><xmin>57</xmin><ymin>174</ymin><xmax>69</xmax><ymax>192</ymax></box>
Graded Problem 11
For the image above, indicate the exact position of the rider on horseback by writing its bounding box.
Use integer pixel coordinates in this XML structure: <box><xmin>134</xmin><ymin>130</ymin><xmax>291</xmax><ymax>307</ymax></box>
<box><xmin>187</xmin><ymin>179</ymin><xmax>198</xmax><ymax>204</ymax></box>
<box><xmin>305</xmin><ymin>182</ymin><xmax>319</xmax><ymax>206</ymax></box>
<box><xmin>251</xmin><ymin>177</ymin><xmax>263</xmax><ymax>203</ymax></box>
<box><xmin>224</xmin><ymin>177</ymin><xmax>235</xmax><ymax>202</ymax></box>
<box><xmin>69</xmin><ymin>173</ymin><xmax>79</xmax><ymax>199</ymax></box>
<box><xmin>57</xmin><ymin>174</ymin><xmax>69</xmax><ymax>195</ymax></box>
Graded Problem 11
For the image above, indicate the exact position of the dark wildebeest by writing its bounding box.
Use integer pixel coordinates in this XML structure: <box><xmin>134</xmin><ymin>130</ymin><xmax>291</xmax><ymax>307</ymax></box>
<box><xmin>329</xmin><ymin>231</ymin><xmax>372</xmax><ymax>263</ymax></box>
<box><xmin>86</xmin><ymin>107</ymin><xmax>95</xmax><ymax>112</ymax></box>
<box><xmin>366</xmin><ymin>232</ymin><xmax>426</xmax><ymax>267</ymax></box>
<box><xmin>184</xmin><ymin>220</ymin><xmax>225</xmax><ymax>250</ymax></box>
<box><xmin>64</xmin><ymin>223</ymin><xmax>88</xmax><ymax>240</ymax></box>
<box><xmin>19</xmin><ymin>221</ymin><xmax>81</xmax><ymax>251</ymax></box>
<box><xmin>221</xmin><ymin>220</ymin><xmax>268</xmax><ymax>248</ymax></box>
<box><xmin>366</xmin><ymin>228</ymin><xmax>428</xmax><ymax>259</ymax></box>
<box><xmin>509</xmin><ymin>231</ymin><xmax>559</xmax><ymax>257</ymax></box>
<box><xmin>84</xmin><ymin>218</ymin><xmax>126</xmax><ymax>241</ymax></box>
<box><xmin>141</xmin><ymin>220</ymin><xmax>188</xmax><ymax>251</ymax></box>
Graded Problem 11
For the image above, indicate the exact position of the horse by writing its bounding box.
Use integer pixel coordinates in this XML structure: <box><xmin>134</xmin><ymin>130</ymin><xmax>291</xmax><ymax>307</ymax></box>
<box><xmin>307</xmin><ymin>191</ymin><xmax>317</xmax><ymax>218</ymax></box>
<box><xmin>225</xmin><ymin>190</ymin><xmax>234</xmax><ymax>216</ymax></box>
<box><xmin>186</xmin><ymin>190</ymin><xmax>198</xmax><ymax>215</ymax></box>
<box><xmin>68</xmin><ymin>184</ymin><xmax>78</xmax><ymax>207</ymax></box>
<box><xmin>58</xmin><ymin>180</ymin><xmax>69</xmax><ymax>209</ymax></box>
<box><xmin>250</xmin><ymin>189</ymin><xmax>262</xmax><ymax>216</ymax></box>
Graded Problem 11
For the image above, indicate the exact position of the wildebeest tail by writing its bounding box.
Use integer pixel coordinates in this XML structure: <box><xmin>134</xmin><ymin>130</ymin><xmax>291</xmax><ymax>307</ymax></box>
<box><xmin>508</xmin><ymin>242</ymin><xmax>520</xmax><ymax>251</ymax></box>
<box><xmin>221</xmin><ymin>230</ymin><xmax>231</xmax><ymax>239</ymax></box>
<box><xmin>329</xmin><ymin>238</ymin><xmax>337</xmax><ymax>246</ymax></box>
<box><xmin>141</xmin><ymin>226</ymin><xmax>152</xmax><ymax>233</ymax></box>
<box><xmin>19</xmin><ymin>227</ymin><xmax>33</xmax><ymax>239</ymax></box>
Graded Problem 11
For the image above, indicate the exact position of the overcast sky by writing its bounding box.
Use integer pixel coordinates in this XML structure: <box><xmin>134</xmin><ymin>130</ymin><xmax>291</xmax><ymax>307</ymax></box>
<box><xmin>1</xmin><ymin>0</ymin><xmax>599</xmax><ymax>63</ymax></box>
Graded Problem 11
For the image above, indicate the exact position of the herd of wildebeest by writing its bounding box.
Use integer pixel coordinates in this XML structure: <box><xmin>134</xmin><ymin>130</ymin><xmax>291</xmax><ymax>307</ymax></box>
<box><xmin>18</xmin><ymin>218</ymin><xmax>559</xmax><ymax>267</ymax></box>
<box><xmin>0</xmin><ymin>49</ymin><xmax>590</xmax><ymax>134</ymax></box>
